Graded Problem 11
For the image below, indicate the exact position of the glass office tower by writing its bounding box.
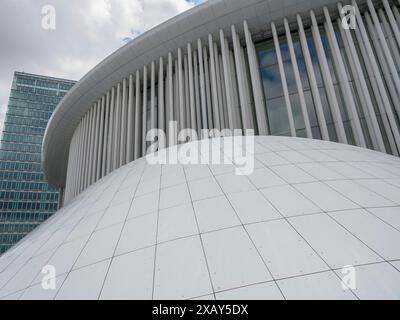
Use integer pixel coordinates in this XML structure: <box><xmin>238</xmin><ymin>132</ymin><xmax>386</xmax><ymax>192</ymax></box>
<box><xmin>0</xmin><ymin>72</ymin><xmax>75</xmax><ymax>254</ymax></box>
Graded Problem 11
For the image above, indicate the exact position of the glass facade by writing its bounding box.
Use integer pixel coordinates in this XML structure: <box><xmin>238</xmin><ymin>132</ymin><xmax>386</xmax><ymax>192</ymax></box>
<box><xmin>0</xmin><ymin>72</ymin><xmax>75</xmax><ymax>254</ymax></box>
<box><xmin>256</xmin><ymin>20</ymin><xmax>400</xmax><ymax>154</ymax></box>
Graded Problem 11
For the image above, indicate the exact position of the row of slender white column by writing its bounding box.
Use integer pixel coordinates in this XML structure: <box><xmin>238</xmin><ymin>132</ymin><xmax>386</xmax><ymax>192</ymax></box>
<box><xmin>64</xmin><ymin>19</ymin><xmax>268</xmax><ymax>203</ymax></box>
<box><xmin>270</xmin><ymin>0</ymin><xmax>400</xmax><ymax>154</ymax></box>
<box><xmin>64</xmin><ymin>0</ymin><xmax>400</xmax><ymax>203</ymax></box>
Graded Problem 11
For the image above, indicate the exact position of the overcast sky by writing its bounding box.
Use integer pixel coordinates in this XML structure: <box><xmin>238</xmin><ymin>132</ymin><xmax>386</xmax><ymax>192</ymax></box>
<box><xmin>0</xmin><ymin>0</ymin><xmax>206</xmax><ymax>133</ymax></box>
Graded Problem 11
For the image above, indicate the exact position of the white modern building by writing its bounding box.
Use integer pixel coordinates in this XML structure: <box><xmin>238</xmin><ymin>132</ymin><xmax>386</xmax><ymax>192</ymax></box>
<box><xmin>1</xmin><ymin>0</ymin><xmax>400</xmax><ymax>300</ymax></box>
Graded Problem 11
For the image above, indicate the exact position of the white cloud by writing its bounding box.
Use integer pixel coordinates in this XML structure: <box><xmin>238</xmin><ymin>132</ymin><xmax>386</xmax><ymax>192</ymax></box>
<box><xmin>0</xmin><ymin>0</ymin><xmax>198</xmax><ymax>135</ymax></box>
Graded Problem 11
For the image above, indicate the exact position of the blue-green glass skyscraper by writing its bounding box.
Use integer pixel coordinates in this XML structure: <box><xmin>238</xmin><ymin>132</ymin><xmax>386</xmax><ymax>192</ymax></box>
<box><xmin>0</xmin><ymin>72</ymin><xmax>75</xmax><ymax>254</ymax></box>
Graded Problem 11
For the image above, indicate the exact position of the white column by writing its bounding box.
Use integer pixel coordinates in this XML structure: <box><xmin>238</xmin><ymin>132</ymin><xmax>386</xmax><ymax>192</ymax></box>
<box><xmin>352</xmin><ymin>0</ymin><xmax>400</xmax><ymax>150</ymax></box>
<box><xmin>323</xmin><ymin>8</ymin><xmax>365</xmax><ymax>148</ymax></box>
<box><xmin>188</xmin><ymin>43</ymin><xmax>198</xmax><ymax>131</ymax></box>
<box><xmin>297</xmin><ymin>14</ymin><xmax>329</xmax><ymax>140</ymax></box>
<box><xmin>232</xmin><ymin>24</ymin><xmax>251</xmax><ymax>131</ymax></box>
<box><xmin>81</xmin><ymin>113</ymin><xmax>89</xmax><ymax>191</ymax></box>
<box><xmin>127</xmin><ymin>74</ymin><xmax>135</xmax><ymax>163</ymax></box>
<box><xmin>120</xmin><ymin>79</ymin><xmax>128</xmax><ymax>167</ymax></box>
<box><xmin>76</xmin><ymin>119</ymin><xmax>83</xmax><ymax>193</ymax></box>
<box><xmin>87</xmin><ymin>106</ymin><xmax>96</xmax><ymax>187</ymax></box>
<box><xmin>220</xmin><ymin>30</ymin><xmax>235</xmax><ymax>130</ymax></box>
<box><xmin>366</xmin><ymin>13</ymin><xmax>400</xmax><ymax>154</ymax></box>
<box><xmin>193</xmin><ymin>52</ymin><xmax>202</xmax><ymax>133</ymax></box>
<box><xmin>229</xmin><ymin>47</ymin><xmax>240</xmax><ymax>129</ymax></box>
<box><xmin>75</xmin><ymin>121</ymin><xmax>84</xmax><ymax>195</ymax></box>
<box><xmin>367</xmin><ymin>0</ymin><xmax>400</xmax><ymax>100</ymax></box>
<box><xmin>379</xmin><ymin>9</ymin><xmax>400</xmax><ymax>71</ymax></box>
<box><xmin>158</xmin><ymin>56</ymin><xmax>166</xmax><ymax>149</ymax></box>
<box><xmin>107</xmin><ymin>87</ymin><xmax>115</xmax><ymax>174</ymax></box>
<box><xmin>174</xmin><ymin>59</ymin><xmax>179</xmax><ymax>129</ymax></box>
<box><xmin>90</xmin><ymin>104</ymin><xmax>98</xmax><ymax>184</ymax></box>
<box><xmin>102</xmin><ymin>91</ymin><xmax>110</xmax><ymax>177</ymax></box>
<box><xmin>134</xmin><ymin>70</ymin><xmax>142</xmax><ymax>159</ymax></box>
<box><xmin>72</xmin><ymin>130</ymin><xmax>79</xmax><ymax>197</ymax></box>
<box><xmin>198</xmin><ymin>39</ymin><xmax>208</xmax><ymax>129</ymax></box>
<box><xmin>84</xmin><ymin>107</ymin><xmax>92</xmax><ymax>188</ymax></box>
<box><xmin>82</xmin><ymin>111</ymin><xmax>89</xmax><ymax>189</ymax></box>
<box><xmin>74</xmin><ymin>128</ymin><xmax>81</xmax><ymax>194</ymax></box>
<box><xmin>241</xmin><ymin>46</ymin><xmax>255</xmax><ymax>130</ymax></box>
<box><xmin>66</xmin><ymin>131</ymin><xmax>74</xmax><ymax>201</ymax></box>
<box><xmin>204</xmin><ymin>46</ymin><xmax>214</xmax><ymax>129</ymax></box>
<box><xmin>271</xmin><ymin>21</ymin><xmax>296</xmax><ymax>137</ymax></box>
<box><xmin>284</xmin><ymin>18</ymin><xmax>312</xmax><ymax>139</ymax></box>
<box><xmin>69</xmin><ymin>128</ymin><xmax>79</xmax><ymax>202</ymax></box>
<box><xmin>113</xmin><ymin>83</ymin><xmax>121</xmax><ymax>169</ymax></box>
<box><xmin>164</xmin><ymin>72</ymin><xmax>168</xmax><ymax>136</ymax></box>
<box><xmin>393</xmin><ymin>5</ymin><xmax>400</xmax><ymax>25</ymax></box>
<box><xmin>74</xmin><ymin>127</ymin><xmax>81</xmax><ymax>197</ymax></box>
<box><xmin>142</xmin><ymin>65</ymin><xmax>148</xmax><ymax>156</ymax></box>
<box><xmin>208</xmin><ymin>35</ymin><xmax>221</xmax><ymax>130</ymax></box>
<box><xmin>75</xmin><ymin>123</ymin><xmax>83</xmax><ymax>197</ymax></box>
<box><xmin>97</xmin><ymin>96</ymin><xmax>105</xmax><ymax>180</ymax></box>
<box><xmin>215</xmin><ymin>46</ymin><xmax>226</xmax><ymax>129</ymax></box>
<box><xmin>167</xmin><ymin>52</ymin><xmax>174</xmax><ymax>146</ymax></box>
<box><xmin>150</xmin><ymin>61</ymin><xmax>157</xmax><ymax>133</ymax></box>
<box><xmin>184</xmin><ymin>55</ymin><xmax>190</xmax><ymax>127</ymax></box>
<box><xmin>310</xmin><ymin>10</ymin><xmax>347</xmax><ymax>144</ymax></box>
<box><xmin>243</xmin><ymin>20</ymin><xmax>268</xmax><ymax>135</ymax></box>
<box><xmin>178</xmin><ymin>48</ymin><xmax>186</xmax><ymax>131</ymax></box>
<box><xmin>92</xmin><ymin>100</ymin><xmax>101</xmax><ymax>182</ymax></box>
<box><xmin>65</xmin><ymin>131</ymin><xmax>75</xmax><ymax>201</ymax></box>
<box><xmin>383</xmin><ymin>0</ymin><xmax>400</xmax><ymax>49</ymax></box>
<box><xmin>336</xmin><ymin>9</ymin><xmax>384</xmax><ymax>152</ymax></box>
<box><xmin>367</xmin><ymin>12</ymin><xmax>400</xmax><ymax>115</ymax></box>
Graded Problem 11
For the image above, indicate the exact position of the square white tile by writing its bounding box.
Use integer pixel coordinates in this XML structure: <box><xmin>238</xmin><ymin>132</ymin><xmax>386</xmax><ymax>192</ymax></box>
<box><xmin>216</xmin><ymin>282</ymin><xmax>283</xmax><ymax>300</ymax></box>
<box><xmin>97</xmin><ymin>200</ymin><xmax>131</xmax><ymax>230</ymax></box>
<box><xmin>188</xmin><ymin>177</ymin><xmax>223</xmax><ymax>201</ymax></box>
<box><xmin>289</xmin><ymin>213</ymin><xmax>382</xmax><ymax>269</ymax></box>
<box><xmin>159</xmin><ymin>184</ymin><xmax>191</xmax><ymax>209</ymax></box>
<box><xmin>294</xmin><ymin>182</ymin><xmax>359</xmax><ymax>212</ymax></box>
<box><xmin>128</xmin><ymin>191</ymin><xmax>159</xmax><ymax>219</ymax></box>
<box><xmin>116</xmin><ymin>213</ymin><xmax>158</xmax><ymax>255</ymax></box>
<box><xmin>335</xmin><ymin>263</ymin><xmax>400</xmax><ymax>300</ymax></box>
<box><xmin>100</xmin><ymin>247</ymin><xmax>154</xmax><ymax>300</ymax></box>
<box><xmin>193</xmin><ymin>196</ymin><xmax>241</xmax><ymax>233</ymax></box>
<box><xmin>202</xmin><ymin>226</ymin><xmax>272</xmax><ymax>292</ymax></box>
<box><xmin>228</xmin><ymin>190</ymin><xmax>282</xmax><ymax>224</ymax></box>
<box><xmin>74</xmin><ymin>223</ymin><xmax>122</xmax><ymax>268</ymax></box>
<box><xmin>246</xmin><ymin>220</ymin><xmax>328</xmax><ymax>279</ymax></box>
<box><xmin>325</xmin><ymin>180</ymin><xmax>395</xmax><ymax>208</ymax></box>
<box><xmin>278</xmin><ymin>271</ymin><xmax>356</xmax><ymax>300</ymax></box>
<box><xmin>158</xmin><ymin>204</ymin><xmax>198</xmax><ymax>243</ymax></box>
<box><xmin>330</xmin><ymin>209</ymin><xmax>400</xmax><ymax>260</ymax></box>
<box><xmin>154</xmin><ymin>236</ymin><xmax>212</xmax><ymax>300</ymax></box>
<box><xmin>184</xmin><ymin>165</ymin><xmax>213</xmax><ymax>181</ymax></box>
<box><xmin>247</xmin><ymin>168</ymin><xmax>286</xmax><ymax>189</ymax></box>
<box><xmin>216</xmin><ymin>173</ymin><xmax>255</xmax><ymax>194</ymax></box>
<box><xmin>261</xmin><ymin>185</ymin><xmax>321</xmax><ymax>217</ymax></box>
<box><xmin>270</xmin><ymin>164</ymin><xmax>316</xmax><ymax>184</ymax></box>
<box><xmin>56</xmin><ymin>260</ymin><xmax>110</xmax><ymax>300</ymax></box>
<box><xmin>367</xmin><ymin>207</ymin><xmax>400</xmax><ymax>230</ymax></box>
<box><xmin>297</xmin><ymin>163</ymin><xmax>344</xmax><ymax>180</ymax></box>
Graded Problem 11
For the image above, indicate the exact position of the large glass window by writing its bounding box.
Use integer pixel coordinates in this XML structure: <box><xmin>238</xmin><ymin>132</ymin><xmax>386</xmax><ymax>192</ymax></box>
<box><xmin>255</xmin><ymin>23</ymin><xmax>367</xmax><ymax>144</ymax></box>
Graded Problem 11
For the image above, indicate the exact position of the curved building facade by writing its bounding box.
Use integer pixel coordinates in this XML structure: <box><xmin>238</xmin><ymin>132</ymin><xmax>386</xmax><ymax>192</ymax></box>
<box><xmin>40</xmin><ymin>0</ymin><xmax>400</xmax><ymax>204</ymax></box>
<box><xmin>1</xmin><ymin>136</ymin><xmax>400</xmax><ymax>300</ymax></box>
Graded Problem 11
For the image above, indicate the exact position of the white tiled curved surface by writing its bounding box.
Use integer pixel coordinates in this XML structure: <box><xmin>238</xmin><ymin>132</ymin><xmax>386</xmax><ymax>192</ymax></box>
<box><xmin>1</xmin><ymin>136</ymin><xmax>400</xmax><ymax>300</ymax></box>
